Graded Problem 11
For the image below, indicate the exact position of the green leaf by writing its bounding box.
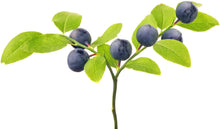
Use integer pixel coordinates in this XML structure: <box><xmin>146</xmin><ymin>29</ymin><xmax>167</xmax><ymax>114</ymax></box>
<box><xmin>177</xmin><ymin>12</ymin><xmax>219</xmax><ymax>32</ymax></box>
<box><xmin>192</xmin><ymin>1</ymin><xmax>202</xmax><ymax>8</ymax></box>
<box><xmin>153</xmin><ymin>39</ymin><xmax>191</xmax><ymax>67</ymax></box>
<box><xmin>91</xmin><ymin>23</ymin><xmax>122</xmax><ymax>48</ymax></box>
<box><xmin>126</xmin><ymin>57</ymin><xmax>161</xmax><ymax>75</ymax></box>
<box><xmin>84</xmin><ymin>55</ymin><xmax>106</xmax><ymax>83</ymax></box>
<box><xmin>151</xmin><ymin>4</ymin><xmax>176</xmax><ymax>30</ymax></box>
<box><xmin>97</xmin><ymin>44</ymin><xmax>118</xmax><ymax>68</ymax></box>
<box><xmin>27</xmin><ymin>34</ymin><xmax>70</xmax><ymax>53</ymax></box>
<box><xmin>1</xmin><ymin>31</ymin><xmax>43</xmax><ymax>64</ymax></box>
<box><xmin>52</xmin><ymin>11</ymin><xmax>82</xmax><ymax>34</ymax></box>
<box><xmin>132</xmin><ymin>14</ymin><xmax>157</xmax><ymax>49</ymax></box>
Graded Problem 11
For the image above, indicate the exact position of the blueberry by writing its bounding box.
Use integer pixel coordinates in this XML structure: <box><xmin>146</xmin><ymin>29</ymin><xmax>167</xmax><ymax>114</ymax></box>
<box><xmin>136</xmin><ymin>24</ymin><xmax>158</xmax><ymax>47</ymax></box>
<box><xmin>69</xmin><ymin>28</ymin><xmax>91</xmax><ymax>48</ymax></box>
<box><xmin>110</xmin><ymin>39</ymin><xmax>132</xmax><ymax>61</ymax></box>
<box><xmin>161</xmin><ymin>28</ymin><xmax>183</xmax><ymax>42</ymax></box>
<box><xmin>176</xmin><ymin>1</ymin><xmax>198</xmax><ymax>24</ymax></box>
<box><xmin>67</xmin><ymin>48</ymin><xmax>89</xmax><ymax>72</ymax></box>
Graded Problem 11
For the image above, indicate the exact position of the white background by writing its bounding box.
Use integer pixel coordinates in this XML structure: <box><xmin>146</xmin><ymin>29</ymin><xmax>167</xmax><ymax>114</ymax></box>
<box><xmin>0</xmin><ymin>0</ymin><xmax>219</xmax><ymax>129</ymax></box>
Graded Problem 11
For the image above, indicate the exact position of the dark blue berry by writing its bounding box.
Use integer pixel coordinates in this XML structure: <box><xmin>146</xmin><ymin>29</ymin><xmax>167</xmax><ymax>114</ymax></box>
<box><xmin>162</xmin><ymin>28</ymin><xmax>183</xmax><ymax>42</ymax></box>
<box><xmin>67</xmin><ymin>48</ymin><xmax>89</xmax><ymax>72</ymax></box>
<box><xmin>110</xmin><ymin>39</ymin><xmax>132</xmax><ymax>61</ymax></box>
<box><xmin>69</xmin><ymin>28</ymin><xmax>91</xmax><ymax>48</ymax></box>
<box><xmin>136</xmin><ymin>24</ymin><xmax>158</xmax><ymax>47</ymax></box>
<box><xmin>176</xmin><ymin>1</ymin><xmax>198</xmax><ymax>24</ymax></box>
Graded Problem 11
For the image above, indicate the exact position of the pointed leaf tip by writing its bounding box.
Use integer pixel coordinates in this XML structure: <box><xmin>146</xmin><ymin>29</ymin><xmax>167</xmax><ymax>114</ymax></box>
<box><xmin>177</xmin><ymin>12</ymin><xmax>219</xmax><ymax>31</ymax></box>
<box><xmin>1</xmin><ymin>31</ymin><xmax>42</xmax><ymax>64</ymax></box>
<box><xmin>91</xmin><ymin>23</ymin><xmax>122</xmax><ymax>48</ymax></box>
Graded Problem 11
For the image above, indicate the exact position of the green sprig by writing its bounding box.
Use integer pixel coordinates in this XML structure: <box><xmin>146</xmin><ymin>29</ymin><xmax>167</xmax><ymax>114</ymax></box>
<box><xmin>1</xmin><ymin>2</ymin><xmax>219</xmax><ymax>129</ymax></box>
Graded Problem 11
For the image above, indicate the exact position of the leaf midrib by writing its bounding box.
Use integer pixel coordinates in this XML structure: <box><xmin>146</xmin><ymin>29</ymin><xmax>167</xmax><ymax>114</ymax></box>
<box><xmin>4</xmin><ymin>37</ymin><xmax>37</xmax><ymax>63</ymax></box>
<box><xmin>63</xmin><ymin>14</ymin><xmax>70</xmax><ymax>33</ymax></box>
<box><xmin>156</xmin><ymin>42</ymin><xmax>188</xmax><ymax>65</ymax></box>
<box><xmin>161</xmin><ymin>6</ymin><xmax>165</xmax><ymax>29</ymax></box>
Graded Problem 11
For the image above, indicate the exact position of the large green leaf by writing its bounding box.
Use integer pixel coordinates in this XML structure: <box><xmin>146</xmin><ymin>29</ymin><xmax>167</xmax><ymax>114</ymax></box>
<box><xmin>1</xmin><ymin>31</ymin><xmax>43</xmax><ymax>64</ymax></box>
<box><xmin>177</xmin><ymin>12</ymin><xmax>219</xmax><ymax>32</ymax></box>
<box><xmin>132</xmin><ymin>14</ymin><xmax>157</xmax><ymax>49</ymax></box>
<box><xmin>52</xmin><ymin>11</ymin><xmax>82</xmax><ymax>34</ymax></box>
<box><xmin>151</xmin><ymin>4</ymin><xmax>176</xmax><ymax>30</ymax></box>
<box><xmin>126</xmin><ymin>57</ymin><xmax>161</xmax><ymax>75</ymax></box>
<box><xmin>153</xmin><ymin>39</ymin><xmax>191</xmax><ymax>67</ymax></box>
<box><xmin>97</xmin><ymin>44</ymin><xmax>118</xmax><ymax>68</ymax></box>
<box><xmin>84</xmin><ymin>55</ymin><xmax>106</xmax><ymax>83</ymax></box>
<box><xmin>91</xmin><ymin>23</ymin><xmax>122</xmax><ymax>48</ymax></box>
<box><xmin>27</xmin><ymin>34</ymin><xmax>70</xmax><ymax>53</ymax></box>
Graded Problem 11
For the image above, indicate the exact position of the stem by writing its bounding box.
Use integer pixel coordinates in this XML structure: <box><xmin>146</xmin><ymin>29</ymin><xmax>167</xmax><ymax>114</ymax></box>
<box><xmin>112</xmin><ymin>77</ymin><xmax>118</xmax><ymax>129</ymax></box>
<box><xmin>158</xmin><ymin>25</ymin><xmax>173</xmax><ymax>37</ymax></box>
<box><xmin>106</xmin><ymin>59</ymin><xmax>115</xmax><ymax>81</ymax></box>
<box><xmin>158</xmin><ymin>19</ymin><xmax>179</xmax><ymax>37</ymax></box>
<box><xmin>111</xmin><ymin>20</ymin><xmax>180</xmax><ymax>129</ymax></box>
<box><xmin>105</xmin><ymin>57</ymin><xmax>118</xmax><ymax>129</ymax></box>
<box><xmin>65</xmin><ymin>36</ymin><xmax>97</xmax><ymax>53</ymax></box>
<box><xmin>65</xmin><ymin>35</ymin><xmax>119</xmax><ymax>128</ymax></box>
<box><xmin>115</xmin><ymin>47</ymin><xmax>146</xmax><ymax>78</ymax></box>
<box><xmin>66</xmin><ymin>34</ymin><xmax>119</xmax><ymax>128</ymax></box>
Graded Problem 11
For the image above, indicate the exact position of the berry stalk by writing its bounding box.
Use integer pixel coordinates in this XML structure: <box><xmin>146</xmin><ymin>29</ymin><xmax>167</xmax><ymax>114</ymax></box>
<box><xmin>173</xmin><ymin>19</ymin><xmax>180</xmax><ymax>26</ymax></box>
<box><xmin>89</xmin><ymin>53</ymin><xmax>97</xmax><ymax>57</ymax></box>
<box><xmin>137</xmin><ymin>44</ymin><xmax>143</xmax><ymax>51</ymax></box>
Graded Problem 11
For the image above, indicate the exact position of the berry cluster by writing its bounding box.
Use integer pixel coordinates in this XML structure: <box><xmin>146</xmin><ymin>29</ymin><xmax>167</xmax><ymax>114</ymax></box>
<box><xmin>1</xmin><ymin>1</ymin><xmax>218</xmax><ymax>129</ymax></box>
<box><xmin>67</xmin><ymin>1</ymin><xmax>198</xmax><ymax>72</ymax></box>
<box><xmin>67</xmin><ymin>28</ymin><xmax>91</xmax><ymax>72</ymax></box>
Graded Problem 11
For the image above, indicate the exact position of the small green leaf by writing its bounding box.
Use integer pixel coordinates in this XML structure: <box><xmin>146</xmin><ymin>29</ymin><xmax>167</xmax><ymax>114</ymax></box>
<box><xmin>97</xmin><ymin>44</ymin><xmax>118</xmax><ymax>68</ymax></box>
<box><xmin>91</xmin><ymin>23</ymin><xmax>122</xmax><ymax>48</ymax></box>
<box><xmin>27</xmin><ymin>34</ymin><xmax>70</xmax><ymax>53</ymax></box>
<box><xmin>153</xmin><ymin>39</ymin><xmax>191</xmax><ymax>67</ymax></box>
<box><xmin>177</xmin><ymin>12</ymin><xmax>219</xmax><ymax>31</ymax></box>
<box><xmin>1</xmin><ymin>31</ymin><xmax>43</xmax><ymax>64</ymax></box>
<box><xmin>52</xmin><ymin>11</ymin><xmax>82</xmax><ymax>34</ymax></box>
<box><xmin>132</xmin><ymin>14</ymin><xmax>157</xmax><ymax>49</ymax></box>
<box><xmin>126</xmin><ymin>57</ymin><xmax>161</xmax><ymax>75</ymax></box>
<box><xmin>84</xmin><ymin>55</ymin><xmax>106</xmax><ymax>83</ymax></box>
<box><xmin>151</xmin><ymin>4</ymin><xmax>176</xmax><ymax>30</ymax></box>
<box><xmin>192</xmin><ymin>1</ymin><xmax>202</xmax><ymax>8</ymax></box>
